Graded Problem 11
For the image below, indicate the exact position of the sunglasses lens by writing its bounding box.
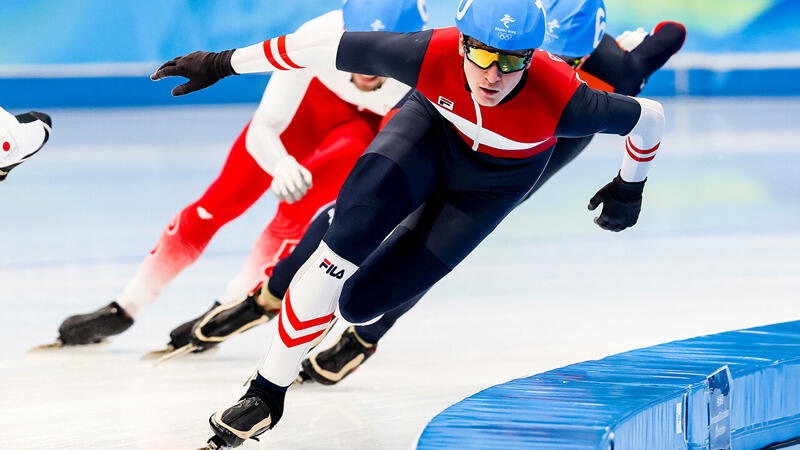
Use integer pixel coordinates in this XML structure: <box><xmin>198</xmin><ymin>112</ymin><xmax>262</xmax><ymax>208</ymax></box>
<box><xmin>497</xmin><ymin>54</ymin><xmax>527</xmax><ymax>73</ymax></box>
<box><xmin>466</xmin><ymin>45</ymin><xmax>528</xmax><ymax>73</ymax></box>
<box><xmin>466</xmin><ymin>46</ymin><xmax>497</xmax><ymax>69</ymax></box>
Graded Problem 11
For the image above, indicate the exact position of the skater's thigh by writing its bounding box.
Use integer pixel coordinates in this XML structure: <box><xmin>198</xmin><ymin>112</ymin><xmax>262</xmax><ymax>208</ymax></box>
<box><xmin>339</xmin><ymin>188</ymin><xmax>524</xmax><ymax>322</ymax></box>
<box><xmin>409</xmin><ymin>189</ymin><xmax>528</xmax><ymax>269</ymax></box>
<box><xmin>283</xmin><ymin>121</ymin><xmax>375</xmax><ymax>224</ymax></box>
<box><xmin>322</xmin><ymin>97</ymin><xmax>442</xmax><ymax>264</ymax></box>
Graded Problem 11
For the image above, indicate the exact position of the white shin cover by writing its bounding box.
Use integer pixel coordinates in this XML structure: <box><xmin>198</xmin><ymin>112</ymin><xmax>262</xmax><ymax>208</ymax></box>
<box><xmin>620</xmin><ymin>97</ymin><xmax>665</xmax><ymax>182</ymax></box>
<box><xmin>259</xmin><ymin>242</ymin><xmax>357</xmax><ymax>386</ymax></box>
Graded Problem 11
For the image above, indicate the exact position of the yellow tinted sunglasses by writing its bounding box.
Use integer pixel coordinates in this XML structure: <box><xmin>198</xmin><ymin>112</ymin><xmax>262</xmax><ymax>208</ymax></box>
<box><xmin>463</xmin><ymin>43</ymin><xmax>533</xmax><ymax>74</ymax></box>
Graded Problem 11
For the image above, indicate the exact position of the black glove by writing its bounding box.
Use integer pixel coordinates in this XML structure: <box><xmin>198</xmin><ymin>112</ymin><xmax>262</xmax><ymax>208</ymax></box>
<box><xmin>631</xmin><ymin>22</ymin><xmax>686</xmax><ymax>77</ymax></box>
<box><xmin>588</xmin><ymin>174</ymin><xmax>646</xmax><ymax>232</ymax></box>
<box><xmin>150</xmin><ymin>50</ymin><xmax>237</xmax><ymax>96</ymax></box>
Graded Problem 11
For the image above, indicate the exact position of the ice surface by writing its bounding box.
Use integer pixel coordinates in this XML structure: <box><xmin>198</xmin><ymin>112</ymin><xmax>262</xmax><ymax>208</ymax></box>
<box><xmin>1</xmin><ymin>98</ymin><xmax>799</xmax><ymax>449</ymax></box>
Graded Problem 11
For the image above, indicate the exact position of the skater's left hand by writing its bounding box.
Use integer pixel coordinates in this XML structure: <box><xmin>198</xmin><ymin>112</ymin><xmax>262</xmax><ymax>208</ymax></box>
<box><xmin>588</xmin><ymin>174</ymin><xmax>645</xmax><ymax>232</ymax></box>
<box><xmin>151</xmin><ymin>50</ymin><xmax>237</xmax><ymax>96</ymax></box>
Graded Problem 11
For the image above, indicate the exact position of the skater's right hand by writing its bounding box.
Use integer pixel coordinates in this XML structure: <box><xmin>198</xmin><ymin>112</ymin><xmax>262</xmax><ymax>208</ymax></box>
<box><xmin>270</xmin><ymin>155</ymin><xmax>313</xmax><ymax>203</ymax></box>
<box><xmin>616</xmin><ymin>27</ymin><xmax>649</xmax><ymax>51</ymax></box>
<box><xmin>151</xmin><ymin>50</ymin><xmax>237</xmax><ymax>96</ymax></box>
<box><xmin>588</xmin><ymin>174</ymin><xmax>645</xmax><ymax>232</ymax></box>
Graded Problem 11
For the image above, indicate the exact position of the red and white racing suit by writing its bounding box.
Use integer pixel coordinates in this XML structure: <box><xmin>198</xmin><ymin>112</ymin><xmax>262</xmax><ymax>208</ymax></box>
<box><xmin>116</xmin><ymin>11</ymin><xmax>409</xmax><ymax>318</ymax></box>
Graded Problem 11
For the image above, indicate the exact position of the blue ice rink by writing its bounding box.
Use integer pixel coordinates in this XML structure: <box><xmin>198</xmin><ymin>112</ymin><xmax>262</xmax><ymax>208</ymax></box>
<box><xmin>1</xmin><ymin>97</ymin><xmax>799</xmax><ymax>448</ymax></box>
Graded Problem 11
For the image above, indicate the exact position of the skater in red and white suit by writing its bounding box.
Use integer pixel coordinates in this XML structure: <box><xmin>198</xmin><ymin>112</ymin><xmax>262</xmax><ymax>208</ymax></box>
<box><xmin>54</xmin><ymin>1</ymin><xmax>427</xmax><ymax>346</ymax></box>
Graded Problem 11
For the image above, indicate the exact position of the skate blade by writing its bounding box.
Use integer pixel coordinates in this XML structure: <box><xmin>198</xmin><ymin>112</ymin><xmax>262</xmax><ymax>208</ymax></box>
<box><xmin>198</xmin><ymin>435</ymin><xmax>228</xmax><ymax>450</ymax></box>
<box><xmin>27</xmin><ymin>340</ymin><xmax>64</xmax><ymax>352</ymax></box>
<box><xmin>292</xmin><ymin>371</ymin><xmax>315</xmax><ymax>386</ymax></box>
<box><xmin>140</xmin><ymin>345</ymin><xmax>176</xmax><ymax>361</ymax></box>
<box><xmin>152</xmin><ymin>344</ymin><xmax>199</xmax><ymax>366</ymax></box>
<box><xmin>27</xmin><ymin>339</ymin><xmax>109</xmax><ymax>353</ymax></box>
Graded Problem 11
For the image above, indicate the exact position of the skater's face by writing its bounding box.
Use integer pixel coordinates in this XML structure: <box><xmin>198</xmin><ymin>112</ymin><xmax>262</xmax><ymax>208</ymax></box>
<box><xmin>351</xmin><ymin>73</ymin><xmax>387</xmax><ymax>91</ymax></box>
<box><xmin>459</xmin><ymin>35</ymin><xmax>531</xmax><ymax>107</ymax></box>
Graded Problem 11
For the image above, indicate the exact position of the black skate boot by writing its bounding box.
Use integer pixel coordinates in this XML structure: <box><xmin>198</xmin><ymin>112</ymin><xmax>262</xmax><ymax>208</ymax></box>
<box><xmin>57</xmin><ymin>301</ymin><xmax>134</xmax><ymax>345</ymax></box>
<box><xmin>189</xmin><ymin>285</ymin><xmax>280</xmax><ymax>350</ymax></box>
<box><xmin>206</xmin><ymin>374</ymin><xmax>286</xmax><ymax>448</ymax></box>
<box><xmin>169</xmin><ymin>301</ymin><xmax>220</xmax><ymax>349</ymax></box>
<box><xmin>141</xmin><ymin>301</ymin><xmax>220</xmax><ymax>360</ymax></box>
<box><xmin>147</xmin><ymin>285</ymin><xmax>282</xmax><ymax>363</ymax></box>
<box><xmin>297</xmin><ymin>326</ymin><xmax>377</xmax><ymax>385</ymax></box>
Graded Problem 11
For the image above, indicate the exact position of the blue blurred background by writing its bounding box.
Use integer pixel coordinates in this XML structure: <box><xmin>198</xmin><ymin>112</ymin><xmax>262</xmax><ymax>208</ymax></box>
<box><xmin>1</xmin><ymin>0</ymin><xmax>799</xmax><ymax>106</ymax></box>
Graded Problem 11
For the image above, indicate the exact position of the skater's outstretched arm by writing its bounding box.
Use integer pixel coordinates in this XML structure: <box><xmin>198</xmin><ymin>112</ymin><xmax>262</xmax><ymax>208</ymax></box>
<box><xmin>553</xmin><ymin>84</ymin><xmax>665</xmax><ymax>232</ymax></box>
<box><xmin>151</xmin><ymin>29</ymin><xmax>432</xmax><ymax>96</ymax></box>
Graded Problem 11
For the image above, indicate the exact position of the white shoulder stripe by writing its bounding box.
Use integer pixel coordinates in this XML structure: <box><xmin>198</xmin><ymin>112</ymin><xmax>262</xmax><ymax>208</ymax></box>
<box><xmin>430</xmin><ymin>100</ymin><xmax>550</xmax><ymax>151</ymax></box>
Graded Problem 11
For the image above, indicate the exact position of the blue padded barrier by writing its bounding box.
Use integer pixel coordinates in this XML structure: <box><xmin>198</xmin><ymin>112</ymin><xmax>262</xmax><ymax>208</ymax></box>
<box><xmin>417</xmin><ymin>321</ymin><xmax>800</xmax><ymax>449</ymax></box>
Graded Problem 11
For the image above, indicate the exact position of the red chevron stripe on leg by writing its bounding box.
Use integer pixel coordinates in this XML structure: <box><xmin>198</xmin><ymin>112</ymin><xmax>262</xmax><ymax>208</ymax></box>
<box><xmin>284</xmin><ymin>288</ymin><xmax>335</xmax><ymax>331</ymax></box>
<box><xmin>626</xmin><ymin>137</ymin><xmax>658</xmax><ymax>162</ymax></box>
<box><xmin>627</xmin><ymin>137</ymin><xmax>659</xmax><ymax>155</ymax></box>
<box><xmin>278</xmin><ymin>312</ymin><xmax>326</xmax><ymax>347</ymax></box>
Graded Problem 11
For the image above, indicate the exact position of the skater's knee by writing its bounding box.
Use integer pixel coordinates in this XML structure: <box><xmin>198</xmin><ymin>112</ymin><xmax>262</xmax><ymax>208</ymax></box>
<box><xmin>336</xmin><ymin>295</ymin><xmax>378</xmax><ymax>325</ymax></box>
<box><xmin>336</xmin><ymin>276</ymin><xmax>395</xmax><ymax>325</ymax></box>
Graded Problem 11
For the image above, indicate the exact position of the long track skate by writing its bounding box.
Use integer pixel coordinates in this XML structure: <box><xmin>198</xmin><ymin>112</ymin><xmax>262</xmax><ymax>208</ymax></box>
<box><xmin>28</xmin><ymin>338</ymin><xmax>110</xmax><ymax>352</ymax></box>
<box><xmin>28</xmin><ymin>339</ymin><xmax>67</xmax><ymax>352</ymax></box>
<box><xmin>145</xmin><ymin>289</ymin><xmax>277</xmax><ymax>365</ymax></box>
<box><xmin>198</xmin><ymin>435</ymin><xmax>229</xmax><ymax>449</ymax></box>
<box><xmin>149</xmin><ymin>343</ymin><xmax>203</xmax><ymax>365</ymax></box>
<box><xmin>33</xmin><ymin>301</ymin><xmax>133</xmax><ymax>351</ymax></box>
<box><xmin>140</xmin><ymin>343</ymin><xmax>207</xmax><ymax>361</ymax></box>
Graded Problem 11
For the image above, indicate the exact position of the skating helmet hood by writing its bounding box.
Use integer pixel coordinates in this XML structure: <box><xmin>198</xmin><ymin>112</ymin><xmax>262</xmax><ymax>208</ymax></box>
<box><xmin>540</xmin><ymin>0</ymin><xmax>606</xmax><ymax>58</ymax></box>
<box><xmin>343</xmin><ymin>0</ymin><xmax>428</xmax><ymax>32</ymax></box>
<box><xmin>455</xmin><ymin>0</ymin><xmax>547</xmax><ymax>51</ymax></box>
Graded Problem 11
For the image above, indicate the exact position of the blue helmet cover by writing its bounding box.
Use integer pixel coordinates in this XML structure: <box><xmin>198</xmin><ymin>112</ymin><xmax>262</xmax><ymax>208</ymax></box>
<box><xmin>540</xmin><ymin>0</ymin><xmax>606</xmax><ymax>57</ymax></box>
<box><xmin>455</xmin><ymin>0</ymin><xmax>548</xmax><ymax>51</ymax></box>
<box><xmin>343</xmin><ymin>0</ymin><xmax>428</xmax><ymax>33</ymax></box>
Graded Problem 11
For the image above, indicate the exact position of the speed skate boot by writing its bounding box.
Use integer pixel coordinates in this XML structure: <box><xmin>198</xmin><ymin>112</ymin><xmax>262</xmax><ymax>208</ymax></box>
<box><xmin>168</xmin><ymin>301</ymin><xmax>220</xmax><ymax>350</ymax></box>
<box><xmin>297</xmin><ymin>326</ymin><xmax>376</xmax><ymax>385</ymax></box>
<box><xmin>189</xmin><ymin>283</ymin><xmax>282</xmax><ymax>350</ymax></box>
<box><xmin>148</xmin><ymin>284</ymin><xmax>282</xmax><ymax>362</ymax></box>
<box><xmin>57</xmin><ymin>301</ymin><xmax>134</xmax><ymax>345</ymax></box>
<box><xmin>141</xmin><ymin>301</ymin><xmax>221</xmax><ymax>359</ymax></box>
<box><xmin>0</xmin><ymin>110</ymin><xmax>52</xmax><ymax>181</ymax></box>
<box><xmin>206</xmin><ymin>374</ymin><xmax>285</xmax><ymax>448</ymax></box>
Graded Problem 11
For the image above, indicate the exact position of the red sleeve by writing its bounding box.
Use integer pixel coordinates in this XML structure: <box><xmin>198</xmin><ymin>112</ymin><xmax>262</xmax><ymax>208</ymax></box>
<box><xmin>379</xmin><ymin>108</ymin><xmax>400</xmax><ymax>129</ymax></box>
